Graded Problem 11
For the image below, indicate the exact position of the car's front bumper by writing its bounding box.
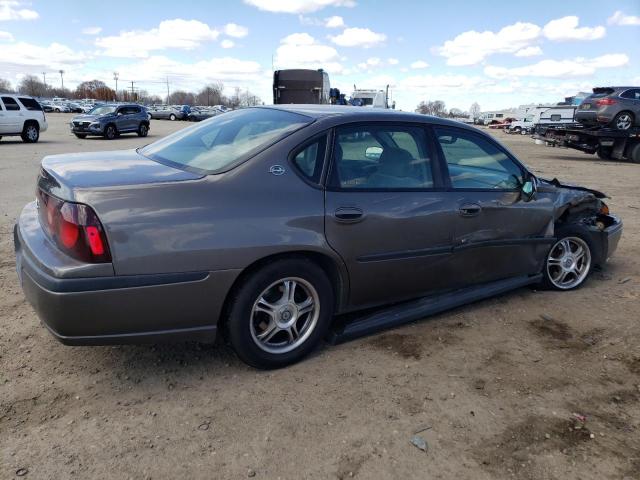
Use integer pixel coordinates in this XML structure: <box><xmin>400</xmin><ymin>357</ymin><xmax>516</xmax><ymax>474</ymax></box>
<box><xmin>14</xmin><ymin>203</ymin><xmax>240</xmax><ymax>345</ymax></box>
<box><xmin>586</xmin><ymin>214</ymin><xmax>623</xmax><ymax>266</ymax></box>
<box><xmin>70</xmin><ymin>123</ymin><xmax>103</xmax><ymax>135</ymax></box>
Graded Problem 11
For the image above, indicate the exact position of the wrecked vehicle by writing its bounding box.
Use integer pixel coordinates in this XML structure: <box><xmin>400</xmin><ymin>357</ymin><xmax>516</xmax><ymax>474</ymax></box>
<box><xmin>13</xmin><ymin>106</ymin><xmax>623</xmax><ymax>368</ymax></box>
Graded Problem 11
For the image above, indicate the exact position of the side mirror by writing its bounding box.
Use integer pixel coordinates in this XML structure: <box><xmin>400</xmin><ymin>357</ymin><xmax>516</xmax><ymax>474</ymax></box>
<box><xmin>365</xmin><ymin>146</ymin><xmax>383</xmax><ymax>160</ymax></box>
<box><xmin>521</xmin><ymin>176</ymin><xmax>537</xmax><ymax>202</ymax></box>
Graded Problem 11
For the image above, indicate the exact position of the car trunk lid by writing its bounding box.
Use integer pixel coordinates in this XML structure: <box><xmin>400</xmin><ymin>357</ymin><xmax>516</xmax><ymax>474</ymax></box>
<box><xmin>39</xmin><ymin>149</ymin><xmax>204</xmax><ymax>201</ymax></box>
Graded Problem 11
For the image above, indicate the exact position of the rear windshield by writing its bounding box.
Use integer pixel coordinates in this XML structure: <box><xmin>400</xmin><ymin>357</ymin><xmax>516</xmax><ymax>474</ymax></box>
<box><xmin>590</xmin><ymin>87</ymin><xmax>616</xmax><ymax>98</ymax></box>
<box><xmin>139</xmin><ymin>108</ymin><xmax>313</xmax><ymax>174</ymax></box>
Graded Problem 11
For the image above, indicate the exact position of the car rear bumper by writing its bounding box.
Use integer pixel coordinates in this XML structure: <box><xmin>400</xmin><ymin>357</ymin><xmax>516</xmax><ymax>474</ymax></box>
<box><xmin>14</xmin><ymin>205</ymin><xmax>240</xmax><ymax>345</ymax></box>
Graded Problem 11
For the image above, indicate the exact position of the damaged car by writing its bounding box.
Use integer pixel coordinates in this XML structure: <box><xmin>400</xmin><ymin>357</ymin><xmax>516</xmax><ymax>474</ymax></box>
<box><xmin>14</xmin><ymin>106</ymin><xmax>622</xmax><ymax>368</ymax></box>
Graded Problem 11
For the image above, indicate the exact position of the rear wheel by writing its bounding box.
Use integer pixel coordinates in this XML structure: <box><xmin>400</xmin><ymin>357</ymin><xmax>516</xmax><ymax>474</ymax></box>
<box><xmin>74</xmin><ymin>133</ymin><xmax>87</xmax><ymax>139</ymax></box>
<box><xmin>169</xmin><ymin>113</ymin><xmax>176</xmax><ymax>121</ymax></box>
<box><xmin>21</xmin><ymin>123</ymin><xmax>39</xmax><ymax>143</ymax></box>
<box><xmin>137</xmin><ymin>123</ymin><xmax>149</xmax><ymax>137</ymax></box>
<box><xmin>629</xmin><ymin>142</ymin><xmax>640</xmax><ymax>164</ymax></box>
<box><xmin>596</xmin><ymin>147</ymin><xmax>612</xmax><ymax>160</ymax></box>
<box><xmin>226</xmin><ymin>258</ymin><xmax>334</xmax><ymax>369</ymax></box>
<box><xmin>541</xmin><ymin>226</ymin><xmax>594</xmax><ymax>291</ymax></box>
<box><xmin>613</xmin><ymin>111</ymin><xmax>634</xmax><ymax>131</ymax></box>
<box><xmin>104</xmin><ymin>124</ymin><xmax>117</xmax><ymax>140</ymax></box>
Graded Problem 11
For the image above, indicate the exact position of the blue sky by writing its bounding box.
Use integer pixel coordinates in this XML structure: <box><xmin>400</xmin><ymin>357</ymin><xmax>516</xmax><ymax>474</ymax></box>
<box><xmin>0</xmin><ymin>0</ymin><xmax>638</xmax><ymax>111</ymax></box>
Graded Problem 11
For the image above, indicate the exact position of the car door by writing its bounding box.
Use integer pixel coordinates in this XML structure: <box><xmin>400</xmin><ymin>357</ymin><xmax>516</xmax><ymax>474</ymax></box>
<box><xmin>433</xmin><ymin>125</ymin><xmax>555</xmax><ymax>288</ymax></box>
<box><xmin>0</xmin><ymin>98</ymin><xmax>7</xmax><ymax>134</ymax></box>
<box><xmin>117</xmin><ymin>106</ymin><xmax>134</xmax><ymax>131</ymax></box>
<box><xmin>619</xmin><ymin>88</ymin><xmax>640</xmax><ymax>125</ymax></box>
<box><xmin>0</xmin><ymin>96</ymin><xmax>22</xmax><ymax>133</ymax></box>
<box><xmin>324</xmin><ymin>122</ymin><xmax>456</xmax><ymax>310</ymax></box>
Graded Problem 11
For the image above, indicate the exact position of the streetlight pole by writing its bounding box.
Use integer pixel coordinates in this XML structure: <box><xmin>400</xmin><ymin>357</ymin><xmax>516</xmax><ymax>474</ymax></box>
<box><xmin>42</xmin><ymin>72</ymin><xmax>47</xmax><ymax>90</ymax></box>
<box><xmin>113</xmin><ymin>72</ymin><xmax>119</xmax><ymax>101</ymax></box>
<box><xmin>59</xmin><ymin>70</ymin><xmax>64</xmax><ymax>90</ymax></box>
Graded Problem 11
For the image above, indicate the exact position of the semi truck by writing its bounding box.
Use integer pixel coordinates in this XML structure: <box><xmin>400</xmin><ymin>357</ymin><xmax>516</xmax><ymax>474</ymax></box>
<box><xmin>272</xmin><ymin>69</ymin><xmax>330</xmax><ymax>105</ymax></box>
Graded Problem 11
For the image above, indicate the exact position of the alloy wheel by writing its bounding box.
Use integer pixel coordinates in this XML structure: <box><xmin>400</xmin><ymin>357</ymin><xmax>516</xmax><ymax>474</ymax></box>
<box><xmin>249</xmin><ymin>277</ymin><xmax>320</xmax><ymax>354</ymax></box>
<box><xmin>26</xmin><ymin>126</ymin><xmax>38</xmax><ymax>141</ymax></box>
<box><xmin>546</xmin><ymin>237</ymin><xmax>591</xmax><ymax>289</ymax></box>
<box><xmin>616</xmin><ymin>113</ymin><xmax>632</xmax><ymax>130</ymax></box>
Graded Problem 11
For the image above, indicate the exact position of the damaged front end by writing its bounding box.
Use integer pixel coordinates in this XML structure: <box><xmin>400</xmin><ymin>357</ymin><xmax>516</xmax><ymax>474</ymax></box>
<box><xmin>540</xmin><ymin>177</ymin><xmax>623</xmax><ymax>266</ymax></box>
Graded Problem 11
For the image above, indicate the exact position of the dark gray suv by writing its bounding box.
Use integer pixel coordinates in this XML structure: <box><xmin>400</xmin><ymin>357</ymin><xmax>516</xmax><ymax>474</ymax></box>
<box><xmin>15</xmin><ymin>106</ymin><xmax>622</xmax><ymax>368</ymax></box>
<box><xmin>576</xmin><ymin>86</ymin><xmax>640</xmax><ymax>130</ymax></box>
<box><xmin>70</xmin><ymin>104</ymin><xmax>150</xmax><ymax>139</ymax></box>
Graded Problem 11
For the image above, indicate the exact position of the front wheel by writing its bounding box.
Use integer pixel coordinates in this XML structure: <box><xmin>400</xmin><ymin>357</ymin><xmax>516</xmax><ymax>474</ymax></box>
<box><xmin>541</xmin><ymin>227</ymin><xmax>594</xmax><ymax>290</ymax></box>
<box><xmin>103</xmin><ymin>125</ymin><xmax>117</xmax><ymax>140</ymax></box>
<box><xmin>169</xmin><ymin>114</ymin><xmax>176</xmax><ymax>121</ymax></box>
<box><xmin>137</xmin><ymin>123</ymin><xmax>149</xmax><ymax>137</ymax></box>
<box><xmin>226</xmin><ymin>258</ymin><xmax>334</xmax><ymax>369</ymax></box>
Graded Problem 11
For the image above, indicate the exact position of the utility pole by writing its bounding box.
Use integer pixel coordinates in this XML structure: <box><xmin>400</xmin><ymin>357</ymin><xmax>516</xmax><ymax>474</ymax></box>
<box><xmin>113</xmin><ymin>72</ymin><xmax>119</xmax><ymax>101</ymax></box>
<box><xmin>130</xmin><ymin>81</ymin><xmax>135</xmax><ymax>101</ymax></box>
<box><xmin>42</xmin><ymin>72</ymin><xmax>47</xmax><ymax>90</ymax></box>
<box><xmin>59</xmin><ymin>70</ymin><xmax>64</xmax><ymax>90</ymax></box>
<box><xmin>166</xmin><ymin>76</ymin><xmax>170</xmax><ymax>104</ymax></box>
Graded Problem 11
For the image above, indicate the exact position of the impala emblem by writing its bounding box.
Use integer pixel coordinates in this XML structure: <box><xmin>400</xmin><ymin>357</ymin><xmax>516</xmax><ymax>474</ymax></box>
<box><xmin>269</xmin><ymin>165</ymin><xmax>285</xmax><ymax>176</ymax></box>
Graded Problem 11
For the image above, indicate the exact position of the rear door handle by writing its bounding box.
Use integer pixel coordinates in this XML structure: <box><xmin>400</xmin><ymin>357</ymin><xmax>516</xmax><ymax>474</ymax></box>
<box><xmin>459</xmin><ymin>203</ymin><xmax>482</xmax><ymax>217</ymax></box>
<box><xmin>334</xmin><ymin>207</ymin><xmax>364</xmax><ymax>223</ymax></box>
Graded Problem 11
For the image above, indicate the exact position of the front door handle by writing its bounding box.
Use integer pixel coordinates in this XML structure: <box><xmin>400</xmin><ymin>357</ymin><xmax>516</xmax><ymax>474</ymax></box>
<box><xmin>459</xmin><ymin>203</ymin><xmax>482</xmax><ymax>217</ymax></box>
<box><xmin>334</xmin><ymin>207</ymin><xmax>364</xmax><ymax>223</ymax></box>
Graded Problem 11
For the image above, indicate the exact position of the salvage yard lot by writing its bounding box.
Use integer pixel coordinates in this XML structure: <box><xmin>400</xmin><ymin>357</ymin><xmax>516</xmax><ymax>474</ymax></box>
<box><xmin>1</xmin><ymin>114</ymin><xmax>639</xmax><ymax>479</ymax></box>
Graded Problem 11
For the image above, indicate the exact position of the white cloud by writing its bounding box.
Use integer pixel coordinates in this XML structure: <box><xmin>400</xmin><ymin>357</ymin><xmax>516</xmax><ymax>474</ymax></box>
<box><xmin>223</xmin><ymin>23</ymin><xmax>248</xmax><ymax>38</ymax></box>
<box><xmin>608</xmin><ymin>11</ymin><xmax>640</xmax><ymax>26</ymax></box>
<box><xmin>81</xmin><ymin>26</ymin><xmax>102</xmax><ymax>35</ymax></box>
<box><xmin>484</xmin><ymin>53</ymin><xmax>629</xmax><ymax>79</ymax></box>
<box><xmin>325</xmin><ymin>15</ymin><xmax>344</xmax><ymax>28</ymax></box>
<box><xmin>542</xmin><ymin>16</ymin><xmax>605</xmax><ymax>41</ymax></box>
<box><xmin>435</xmin><ymin>22</ymin><xmax>541</xmax><ymax>66</ymax></box>
<box><xmin>514</xmin><ymin>46</ymin><xmax>542</xmax><ymax>57</ymax></box>
<box><xmin>274</xmin><ymin>32</ymin><xmax>343</xmax><ymax>73</ymax></box>
<box><xmin>95</xmin><ymin>19</ymin><xmax>220</xmax><ymax>58</ymax></box>
<box><xmin>0</xmin><ymin>0</ymin><xmax>38</xmax><ymax>21</ymax></box>
<box><xmin>0</xmin><ymin>30</ymin><xmax>13</xmax><ymax>41</ymax></box>
<box><xmin>410</xmin><ymin>60</ymin><xmax>429</xmax><ymax>69</ymax></box>
<box><xmin>387</xmin><ymin>57</ymin><xmax>399</xmax><ymax>65</ymax></box>
<box><xmin>366</xmin><ymin>57</ymin><xmax>381</xmax><ymax>66</ymax></box>
<box><xmin>221</xmin><ymin>39</ymin><xmax>235</xmax><ymax>48</ymax></box>
<box><xmin>330</xmin><ymin>27</ymin><xmax>386</xmax><ymax>47</ymax></box>
<box><xmin>244</xmin><ymin>0</ymin><xmax>355</xmax><ymax>14</ymax></box>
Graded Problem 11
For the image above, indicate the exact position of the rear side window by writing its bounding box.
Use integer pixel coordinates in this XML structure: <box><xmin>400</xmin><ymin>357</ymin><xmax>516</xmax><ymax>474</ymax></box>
<box><xmin>435</xmin><ymin>127</ymin><xmax>523</xmax><ymax>190</ymax></box>
<box><xmin>292</xmin><ymin>135</ymin><xmax>327</xmax><ymax>184</ymax></box>
<box><xmin>620</xmin><ymin>89</ymin><xmax>640</xmax><ymax>100</ymax></box>
<box><xmin>1</xmin><ymin>96</ymin><xmax>20</xmax><ymax>111</ymax></box>
<box><xmin>18</xmin><ymin>97</ymin><xmax>43</xmax><ymax>111</ymax></box>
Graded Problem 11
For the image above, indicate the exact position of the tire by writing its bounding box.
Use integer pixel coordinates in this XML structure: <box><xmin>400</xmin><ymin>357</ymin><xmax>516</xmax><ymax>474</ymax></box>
<box><xmin>103</xmin><ymin>124</ymin><xmax>117</xmax><ymax>140</ymax></box>
<box><xmin>21</xmin><ymin>123</ymin><xmax>39</xmax><ymax>143</ymax></box>
<box><xmin>55</xmin><ymin>108</ymin><xmax>60</xmax><ymax>113</ymax></box>
<box><xmin>74</xmin><ymin>133</ymin><xmax>87</xmax><ymax>139</ymax></box>
<box><xmin>628</xmin><ymin>142</ymin><xmax>640</xmax><ymax>164</ymax></box>
<box><xmin>612</xmin><ymin>111</ymin><xmax>634</xmax><ymax>131</ymax></box>
<box><xmin>226</xmin><ymin>258</ymin><xmax>334</xmax><ymax>369</ymax></box>
<box><xmin>513</xmin><ymin>127</ymin><xmax>522</xmax><ymax>134</ymax></box>
<box><xmin>137</xmin><ymin>123</ymin><xmax>149</xmax><ymax>137</ymax></box>
<box><xmin>169</xmin><ymin>114</ymin><xmax>176</xmax><ymax>121</ymax></box>
<box><xmin>541</xmin><ymin>225</ymin><xmax>595</xmax><ymax>291</ymax></box>
<box><xmin>596</xmin><ymin>147</ymin><xmax>612</xmax><ymax>160</ymax></box>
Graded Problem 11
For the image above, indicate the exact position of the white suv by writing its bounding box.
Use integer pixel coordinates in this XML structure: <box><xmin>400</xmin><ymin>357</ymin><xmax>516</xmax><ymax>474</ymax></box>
<box><xmin>0</xmin><ymin>94</ymin><xmax>48</xmax><ymax>143</ymax></box>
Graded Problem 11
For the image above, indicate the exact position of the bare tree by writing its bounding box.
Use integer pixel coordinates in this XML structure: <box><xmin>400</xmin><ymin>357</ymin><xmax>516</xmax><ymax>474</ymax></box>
<box><xmin>0</xmin><ymin>77</ymin><xmax>13</xmax><ymax>93</ymax></box>
<box><xmin>416</xmin><ymin>100</ymin><xmax>447</xmax><ymax>117</ymax></box>
<box><xmin>17</xmin><ymin>75</ymin><xmax>48</xmax><ymax>97</ymax></box>
<box><xmin>196</xmin><ymin>82</ymin><xmax>225</xmax><ymax>106</ymax></box>
<box><xmin>168</xmin><ymin>90</ymin><xmax>196</xmax><ymax>105</ymax></box>
<box><xmin>75</xmin><ymin>80</ymin><xmax>115</xmax><ymax>101</ymax></box>
<box><xmin>469</xmin><ymin>102</ymin><xmax>481</xmax><ymax>120</ymax></box>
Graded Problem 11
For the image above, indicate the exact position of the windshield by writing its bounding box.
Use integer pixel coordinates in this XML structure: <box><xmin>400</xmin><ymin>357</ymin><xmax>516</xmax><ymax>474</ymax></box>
<box><xmin>139</xmin><ymin>108</ymin><xmax>313</xmax><ymax>174</ymax></box>
<box><xmin>90</xmin><ymin>106</ymin><xmax>116</xmax><ymax>115</ymax></box>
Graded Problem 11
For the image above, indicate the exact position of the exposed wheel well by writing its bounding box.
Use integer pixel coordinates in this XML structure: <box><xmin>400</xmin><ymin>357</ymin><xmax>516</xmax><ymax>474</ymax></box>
<box><xmin>23</xmin><ymin>119</ymin><xmax>38</xmax><ymax>131</ymax></box>
<box><xmin>219</xmin><ymin>251</ymin><xmax>347</xmax><ymax>331</ymax></box>
<box><xmin>140</xmin><ymin>121</ymin><xmax>149</xmax><ymax>128</ymax></box>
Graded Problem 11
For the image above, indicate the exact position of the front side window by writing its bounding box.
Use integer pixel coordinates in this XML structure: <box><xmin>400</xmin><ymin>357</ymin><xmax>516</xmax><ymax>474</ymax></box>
<box><xmin>1</xmin><ymin>96</ymin><xmax>20</xmax><ymax>111</ymax></box>
<box><xmin>140</xmin><ymin>108</ymin><xmax>313</xmax><ymax>174</ymax></box>
<box><xmin>435</xmin><ymin>127</ymin><xmax>523</xmax><ymax>190</ymax></box>
<box><xmin>330</xmin><ymin>125</ymin><xmax>434</xmax><ymax>189</ymax></box>
<box><xmin>292</xmin><ymin>135</ymin><xmax>327</xmax><ymax>184</ymax></box>
<box><xmin>550</xmin><ymin>114</ymin><xmax>561</xmax><ymax>122</ymax></box>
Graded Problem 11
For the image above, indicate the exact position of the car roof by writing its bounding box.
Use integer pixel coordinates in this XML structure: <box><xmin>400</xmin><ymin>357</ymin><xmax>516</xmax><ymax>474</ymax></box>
<box><xmin>255</xmin><ymin>104</ymin><xmax>472</xmax><ymax>129</ymax></box>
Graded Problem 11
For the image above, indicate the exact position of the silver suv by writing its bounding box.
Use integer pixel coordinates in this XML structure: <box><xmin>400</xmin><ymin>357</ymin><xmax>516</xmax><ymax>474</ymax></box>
<box><xmin>576</xmin><ymin>86</ymin><xmax>640</xmax><ymax>131</ymax></box>
<box><xmin>70</xmin><ymin>104</ymin><xmax>150</xmax><ymax>139</ymax></box>
<box><xmin>0</xmin><ymin>94</ymin><xmax>48</xmax><ymax>143</ymax></box>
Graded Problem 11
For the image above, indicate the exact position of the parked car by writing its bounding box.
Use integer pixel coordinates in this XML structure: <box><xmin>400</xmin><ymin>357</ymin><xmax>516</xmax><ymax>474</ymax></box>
<box><xmin>70</xmin><ymin>103</ymin><xmax>150</xmax><ymax>139</ymax></box>
<box><xmin>51</xmin><ymin>102</ymin><xmax>71</xmax><ymax>113</ymax></box>
<box><xmin>187</xmin><ymin>107</ymin><xmax>221</xmax><ymax>122</ymax></box>
<box><xmin>39</xmin><ymin>100</ymin><xmax>54</xmax><ymax>113</ymax></box>
<box><xmin>150</xmin><ymin>105</ymin><xmax>186</xmax><ymax>121</ymax></box>
<box><xmin>66</xmin><ymin>102</ymin><xmax>84</xmax><ymax>113</ymax></box>
<box><xmin>14</xmin><ymin>106</ymin><xmax>622</xmax><ymax>368</ymax></box>
<box><xmin>576</xmin><ymin>86</ymin><xmax>640</xmax><ymax>131</ymax></box>
<box><xmin>0</xmin><ymin>94</ymin><xmax>48</xmax><ymax>143</ymax></box>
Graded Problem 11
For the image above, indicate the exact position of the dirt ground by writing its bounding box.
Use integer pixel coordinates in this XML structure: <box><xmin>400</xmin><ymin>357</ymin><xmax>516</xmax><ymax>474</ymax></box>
<box><xmin>1</xmin><ymin>114</ymin><xmax>639</xmax><ymax>480</ymax></box>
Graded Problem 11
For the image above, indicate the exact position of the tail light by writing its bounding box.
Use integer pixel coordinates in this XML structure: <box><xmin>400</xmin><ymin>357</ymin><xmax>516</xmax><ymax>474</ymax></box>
<box><xmin>36</xmin><ymin>189</ymin><xmax>111</xmax><ymax>263</ymax></box>
<box><xmin>596</xmin><ymin>98</ymin><xmax>617</xmax><ymax>107</ymax></box>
